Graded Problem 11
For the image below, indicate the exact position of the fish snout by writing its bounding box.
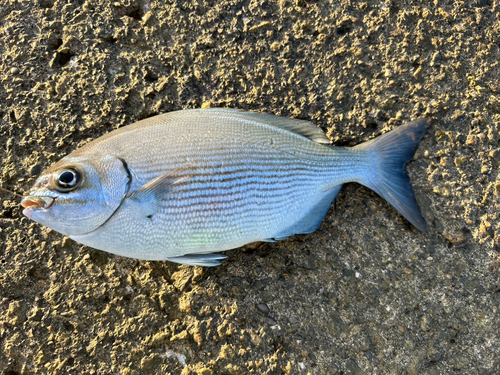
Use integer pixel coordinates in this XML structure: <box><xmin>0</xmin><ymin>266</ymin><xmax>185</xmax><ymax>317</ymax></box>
<box><xmin>21</xmin><ymin>196</ymin><xmax>55</xmax><ymax>210</ymax></box>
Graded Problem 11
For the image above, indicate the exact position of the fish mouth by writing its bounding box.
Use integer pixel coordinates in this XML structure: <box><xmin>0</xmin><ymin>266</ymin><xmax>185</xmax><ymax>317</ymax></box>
<box><xmin>21</xmin><ymin>196</ymin><xmax>55</xmax><ymax>210</ymax></box>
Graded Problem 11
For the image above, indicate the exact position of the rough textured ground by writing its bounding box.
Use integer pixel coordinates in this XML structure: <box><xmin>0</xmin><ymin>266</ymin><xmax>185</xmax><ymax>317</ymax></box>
<box><xmin>1</xmin><ymin>0</ymin><xmax>499</xmax><ymax>374</ymax></box>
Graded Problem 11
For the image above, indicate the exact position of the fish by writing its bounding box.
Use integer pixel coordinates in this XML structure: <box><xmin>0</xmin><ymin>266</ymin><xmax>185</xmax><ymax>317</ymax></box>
<box><xmin>21</xmin><ymin>108</ymin><xmax>430</xmax><ymax>266</ymax></box>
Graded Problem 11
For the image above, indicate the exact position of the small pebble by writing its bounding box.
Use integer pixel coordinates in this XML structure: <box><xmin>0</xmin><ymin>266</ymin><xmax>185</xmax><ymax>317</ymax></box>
<box><xmin>256</xmin><ymin>303</ymin><xmax>270</xmax><ymax>314</ymax></box>
<box><xmin>431</xmin><ymin>353</ymin><xmax>441</xmax><ymax>363</ymax></box>
<box><xmin>30</xmin><ymin>164</ymin><xmax>42</xmax><ymax>176</ymax></box>
<box><xmin>10</xmin><ymin>67</ymin><xmax>19</xmax><ymax>75</ymax></box>
<box><xmin>342</xmin><ymin>269</ymin><xmax>354</xmax><ymax>277</ymax></box>
<box><xmin>289</xmin><ymin>316</ymin><xmax>299</xmax><ymax>324</ymax></box>
<box><xmin>265</xmin><ymin>317</ymin><xmax>277</xmax><ymax>325</ymax></box>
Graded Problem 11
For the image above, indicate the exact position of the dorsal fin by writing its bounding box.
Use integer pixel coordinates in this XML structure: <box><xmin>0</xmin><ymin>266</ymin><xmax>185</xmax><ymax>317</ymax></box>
<box><xmin>201</xmin><ymin>108</ymin><xmax>331</xmax><ymax>144</ymax></box>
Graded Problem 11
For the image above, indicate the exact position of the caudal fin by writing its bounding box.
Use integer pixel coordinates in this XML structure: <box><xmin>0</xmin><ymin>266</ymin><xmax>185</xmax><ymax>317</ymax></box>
<box><xmin>356</xmin><ymin>119</ymin><xmax>430</xmax><ymax>232</ymax></box>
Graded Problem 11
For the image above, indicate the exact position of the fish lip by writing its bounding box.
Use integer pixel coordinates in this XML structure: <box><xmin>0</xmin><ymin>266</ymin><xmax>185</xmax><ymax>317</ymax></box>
<box><xmin>21</xmin><ymin>196</ymin><xmax>55</xmax><ymax>210</ymax></box>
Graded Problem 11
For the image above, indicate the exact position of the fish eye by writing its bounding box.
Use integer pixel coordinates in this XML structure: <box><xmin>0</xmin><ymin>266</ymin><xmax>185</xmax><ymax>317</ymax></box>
<box><xmin>52</xmin><ymin>167</ymin><xmax>82</xmax><ymax>192</ymax></box>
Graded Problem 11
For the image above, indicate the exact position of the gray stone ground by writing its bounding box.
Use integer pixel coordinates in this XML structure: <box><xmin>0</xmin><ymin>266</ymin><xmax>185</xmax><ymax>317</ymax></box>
<box><xmin>1</xmin><ymin>0</ymin><xmax>499</xmax><ymax>374</ymax></box>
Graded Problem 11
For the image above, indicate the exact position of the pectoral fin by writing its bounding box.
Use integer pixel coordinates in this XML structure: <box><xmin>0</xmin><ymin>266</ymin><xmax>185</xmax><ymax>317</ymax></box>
<box><xmin>127</xmin><ymin>167</ymin><xmax>191</xmax><ymax>218</ymax></box>
<box><xmin>166</xmin><ymin>253</ymin><xmax>227</xmax><ymax>267</ymax></box>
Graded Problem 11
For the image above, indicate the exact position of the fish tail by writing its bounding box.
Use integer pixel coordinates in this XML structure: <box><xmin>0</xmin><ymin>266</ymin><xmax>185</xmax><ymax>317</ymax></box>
<box><xmin>355</xmin><ymin>118</ymin><xmax>430</xmax><ymax>232</ymax></box>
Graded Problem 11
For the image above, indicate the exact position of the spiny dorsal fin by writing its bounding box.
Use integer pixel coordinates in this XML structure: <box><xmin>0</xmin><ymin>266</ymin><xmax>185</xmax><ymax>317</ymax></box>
<box><xmin>200</xmin><ymin>108</ymin><xmax>331</xmax><ymax>144</ymax></box>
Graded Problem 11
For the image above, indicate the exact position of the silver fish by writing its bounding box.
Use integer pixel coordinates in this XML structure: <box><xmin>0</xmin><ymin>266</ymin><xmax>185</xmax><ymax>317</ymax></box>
<box><xmin>22</xmin><ymin>109</ymin><xmax>429</xmax><ymax>266</ymax></box>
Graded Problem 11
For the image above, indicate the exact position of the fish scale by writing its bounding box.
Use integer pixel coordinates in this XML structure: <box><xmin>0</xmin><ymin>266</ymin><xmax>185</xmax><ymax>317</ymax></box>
<box><xmin>22</xmin><ymin>108</ymin><xmax>430</xmax><ymax>266</ymax></box>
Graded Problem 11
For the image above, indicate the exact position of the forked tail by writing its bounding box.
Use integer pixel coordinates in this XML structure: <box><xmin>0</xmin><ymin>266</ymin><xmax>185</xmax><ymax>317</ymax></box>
<box><xmin>355</xmin><ymin>119</ymin><xmax>430</xmax><ymax>232</ymax></box>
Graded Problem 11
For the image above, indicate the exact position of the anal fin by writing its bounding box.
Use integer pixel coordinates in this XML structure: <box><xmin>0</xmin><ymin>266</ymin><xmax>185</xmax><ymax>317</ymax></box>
<box><xmin>166</xmin><ymin>253</ymin><xmax>227</xmax><ymax>267</ymax></box>
<box><xmin>274</xmin><ymin>184</ymin><xmax>343</xmax><ymax>239</ymax></box>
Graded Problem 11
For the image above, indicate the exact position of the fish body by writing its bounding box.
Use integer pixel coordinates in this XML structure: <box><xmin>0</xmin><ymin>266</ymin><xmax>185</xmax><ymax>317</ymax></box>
<box><xmin>22</xmin><ymin>109</ymin><xmax>429</xmax><ymax>266</ymax></box>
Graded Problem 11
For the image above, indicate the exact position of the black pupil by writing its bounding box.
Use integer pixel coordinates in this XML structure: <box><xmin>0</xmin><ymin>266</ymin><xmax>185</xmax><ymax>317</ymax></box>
<box><xmin>59</xmin><ymin>171</ymin><xmax>76</xmax><ymax>185</ymax></box>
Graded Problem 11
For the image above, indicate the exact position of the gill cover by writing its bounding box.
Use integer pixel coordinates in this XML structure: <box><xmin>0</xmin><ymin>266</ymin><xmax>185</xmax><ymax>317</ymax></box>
<box><xmin>22</xmin><ymin>155</ymin><xmax>130</xmax><ymax>237</ymax></box>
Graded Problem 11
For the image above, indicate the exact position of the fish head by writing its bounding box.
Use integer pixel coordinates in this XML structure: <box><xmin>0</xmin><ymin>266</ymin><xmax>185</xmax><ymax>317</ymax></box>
<box><xmin>21</xmin><ymin>154</ymin><xmax>130</xmax><ymax>236</ymax></box>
